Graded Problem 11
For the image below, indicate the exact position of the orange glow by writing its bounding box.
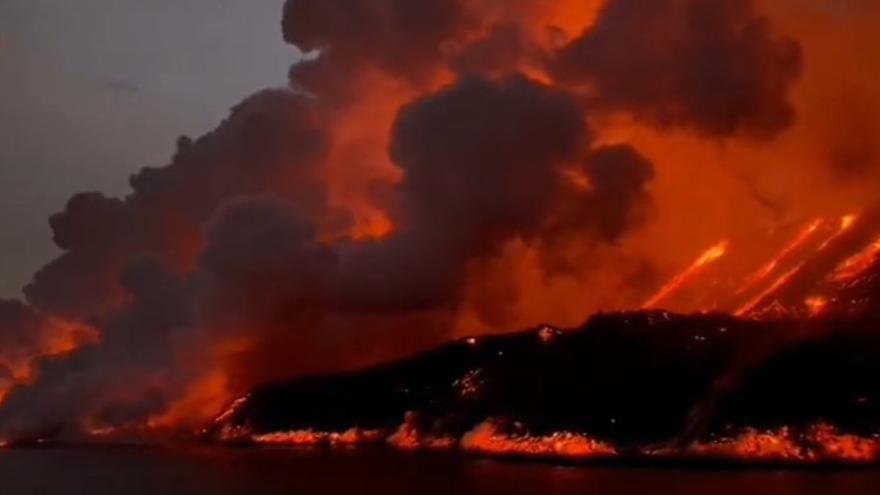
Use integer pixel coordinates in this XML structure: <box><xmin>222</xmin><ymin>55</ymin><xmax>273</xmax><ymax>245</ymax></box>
<box><xmin>736</xmin><ymin>218</ymin><xmax>823</xmax><ymax>295</ymax></box>
<box><xmin>804</xmin><ymin>296</ymin><xmax>829</xmax><ymax>317</ymax></box>
<box><xmin>387</xmin><ymin>414</ymin><xmax>457</xmax><ymax>451</ymax></box>
<box><xmin>148</xmin><ymin>370</ymin><xmax>232</xmax><ymax>430</ymax></box>
<box><xmin>560</xmin><ymin>168</ymin><xmax>593</xmax><ymax>192</ymax></box>
<box><xmin>642</xmin><ymin>240</ymin><xmax>730</xmax><ymax>310</ymax></box>
<box><xmin>689</xmin><ymin>428</ymin><xmax>807</xmax><ymax>462</ymax></box>
<box><xmin>252</xmin><ymin>428</ymin><xmax>385</xmax><ymax>447</ymax></box>
<box><xmin>461</xmin><ymin>420</ymin><xmax>616</xmax><ymax>459</ymax></box>
<box><xmin>809</xmin><ymin>424</ymin><xmax>880</xmax><ymax>462</ymax></box>
<box><xmin>817</xmin><ymin>214</ymin><xmax>860</xmax><ymax>251</ymax></box>
<box><xmin>827</xmin><ymin>235</ymin><xmax>880</xmax><ymax>285</ymax></box>
<box><xmin>736</xmin><ymin>262</ymin><xmax>804</xmax><ymax>317</ymax></box>
<box><xmin>5</xmin><ymin>0</ymin><xmax>880</xmax><ymax>441</ymax></box>
<box><xmin>688</xmin><ymin>425</ymin><xmax>880</xmax><ymax>463</ymax></box>
<box><xmin>0</xmin><ymin>317</ymin><xmax>97</xmax><ymax>407</ymax></box>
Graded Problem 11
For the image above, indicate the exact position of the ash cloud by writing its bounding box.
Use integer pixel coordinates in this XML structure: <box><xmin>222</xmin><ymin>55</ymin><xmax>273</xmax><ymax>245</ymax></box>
<box><xmin>331</xmin><ymin>75</ymin><xmax>653</xmax><ymax>311</ymax></box>
<box><xmin>25</xmin><ymin>89</ymin><xmax>329</xmax><ymax>322</ymax></box>
<box><xmin>554</xmin><ymin>0</ymin><xmax>803</xmax><ymax>138</ymax></box>
<box><xmin>283</xmin><ymin>0</ymin><xmax>469</xmax><ymax>92</ymax></box>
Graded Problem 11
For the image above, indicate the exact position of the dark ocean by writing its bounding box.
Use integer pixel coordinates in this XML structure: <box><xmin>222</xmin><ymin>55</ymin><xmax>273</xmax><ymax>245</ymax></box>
<box><xmin>1</xmin><ymin>447</ymin><xmax>878</xmax><ymax>495</ymax></box>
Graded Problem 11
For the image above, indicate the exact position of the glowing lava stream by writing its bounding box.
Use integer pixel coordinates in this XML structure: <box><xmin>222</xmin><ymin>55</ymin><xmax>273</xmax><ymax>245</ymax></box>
<box><xmin>817</xmin><ymin>214</ymin><xmax>860</xmax><ymax>251</ymax></box>
<box><xmin>642</xmin><ymin>240</ymin><xmax>730</xmax><ymax>310</ymax></box>
<box><xmin>827</xmin><ymin>235</ymin><xmax>880</xmax><ymax>286</ymax></box>
<box><xmin>735</xmin><ymin>262</ymin><xmax>805</xmax><ymax>317</ymax></box>
<box><xmin>735</xmin><ymin>218</ymin><xmax>824</xmax><ymax>296</ymax></box>
<box><xmin>686</xmin><ymin>424</ymin><xmax>880</xmax><ymax>463</ymax></box>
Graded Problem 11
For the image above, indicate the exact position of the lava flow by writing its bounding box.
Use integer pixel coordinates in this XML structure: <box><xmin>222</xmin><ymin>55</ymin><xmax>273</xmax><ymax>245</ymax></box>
<box><xmin>642</xmin><ymin>240</ymin><xmax>730</xmax><ymax>310</ymax></box>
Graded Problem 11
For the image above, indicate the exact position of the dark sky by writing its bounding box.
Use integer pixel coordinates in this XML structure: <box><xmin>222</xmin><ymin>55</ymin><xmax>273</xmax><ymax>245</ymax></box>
<box><xmin>0</xmin><ymin>0</ymin><xmax>296</xmax><ymax>298</ymax></box>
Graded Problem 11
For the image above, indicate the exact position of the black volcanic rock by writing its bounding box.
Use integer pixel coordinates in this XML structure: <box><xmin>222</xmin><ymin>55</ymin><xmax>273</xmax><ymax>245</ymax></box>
<box><xmin>210</xmin><ymin>310</ymin><xmax>880</xmax><ymax>453</ymax></box>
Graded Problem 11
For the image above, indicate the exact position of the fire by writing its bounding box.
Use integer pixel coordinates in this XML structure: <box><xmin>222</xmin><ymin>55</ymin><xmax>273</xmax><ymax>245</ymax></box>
<box><xmin>642</xmin><ymin>240</ymin><xmax>730</xmax><ymax>310</ymax></box>
<box><xmin>461</xmin><ymin>420</ymin><xmax>616</xmax><ymax>460</ymax></box>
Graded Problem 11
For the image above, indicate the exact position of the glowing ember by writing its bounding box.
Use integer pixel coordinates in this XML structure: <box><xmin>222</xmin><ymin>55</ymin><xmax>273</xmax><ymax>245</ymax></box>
<box><xmin>538</xmin><ymin>326</ymin><xmax>561</xmax><ymax>344</ymax></box>
<box><xmin>804</xmin><ymin>296</ymin><xmax>829</xmax><ymax>317</ymax></box>
<box><xmin>808</xmin><ymin>424</ymin><xmax>880</xmax><ymax>462</ymax></box>
<box><xmin>461</xmin><ymin>420</ymin><xmax>616</xmax><ymax>459</ymax></box>
<box><xmin>841</xmin><ymin>214</ymin><xmax>859</xmax><ymax>232</ymax></box>
<box><xmin>213</xmin><ymin>395</ymin><xmax>250</xmax><ymax>426</ymax></box>
<box><xmin>689</xmin><ymin>427</ymin><xmax>807</xmax><ymax>462</ymax></box>
<box><xmin>252</xmin><ymin>428</ymin><xmax>385</xmax><ymax>447</ymax></box>
<box><xmin>642</xmin><ymin>240</ymin><xmax>730</xmax><ymax>310</ymax></box>
<box><xmin>688</xmin><ymin>425</ymin><xmax>880</xmax><ymax>463</ymax></box>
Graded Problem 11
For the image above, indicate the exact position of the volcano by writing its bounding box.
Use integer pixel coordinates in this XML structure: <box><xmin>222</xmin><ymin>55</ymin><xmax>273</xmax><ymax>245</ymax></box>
<box><xmin>205</xmin><ymin>242</ymin><xmax>880</xmax><ymax>465</ymax></box>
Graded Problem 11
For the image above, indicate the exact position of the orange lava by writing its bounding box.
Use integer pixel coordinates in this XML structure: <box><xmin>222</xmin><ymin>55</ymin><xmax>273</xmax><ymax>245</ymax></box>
<box><xmin>211</xmin><ymin>395</ymin><xmax>250</xmax><ymax>427</ymax></box>
<box><xmin>735</xmin><ymin>262</ymin><xmax>804</xmax><ymax>317</ymax></box>
<box><xmin>804</xmin><ymin>296</ymin><xmax>829</xmax><ymax>317</ymax></box>
<box><xmin>809</xmin><ymin>424</ymin><xmax>880</xmax><ymax>462</ymax></box>
<box><xmin>735</xmin><ymin>218</ymin><xmax>824</xmax><ymax>296</ymax></box>
<box><xmin>689</xmin><ymin>425</ymin><xmax>880</xmax><ymax>463</ymax></box>
<box><xmin>817</xmin><ymin>214</ymin><xmax>860</xmax><ymax>251</ymax></box>
<box><xmin>461</xmin><ymin>420</ymin><xmax>616</xmax><ymax>460</ymax></box>
<box><xmin>252</xmin><ymin>428</ymin><xmax>385</xmax><ymax>447</ymax></box>
<box><xmin>689</xmin><ymin>428</ymin><xmax>805</xmax><ymax>462</ymax></box>
<box><xmin>642</xmin><ymin>240</ymin><xmax>730</xmax><ymax>310</ymax></box>
<box><xmin>387</xmin><ymin>414</ymin><xmax>457</xmax><ymax>451</ymax></box>
<box><xmin>827</xmin><ymin>235</ymin><xmax>880</xmax><ymax>285</ymax></box>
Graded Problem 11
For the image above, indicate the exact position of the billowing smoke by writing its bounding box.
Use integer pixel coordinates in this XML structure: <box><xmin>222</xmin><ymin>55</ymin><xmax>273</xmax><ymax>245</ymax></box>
<box><xmin>0</xmin><ymin>300</ymin><xmax>92</xmax><ymax>386</ymax></box>
<box><xmin>554</xmin><ymin>0</ymin><xmax>803</xmax><ymax>138</ymax></box>
<box><xmin>0</xmin><ymin>0</ymin><xmax>824</xmax><ymax>440</ymax></box>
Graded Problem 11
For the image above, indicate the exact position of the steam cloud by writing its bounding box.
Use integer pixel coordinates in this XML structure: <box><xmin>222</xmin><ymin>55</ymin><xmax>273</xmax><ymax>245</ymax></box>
<box><xmin>0</xmin><ymin>0</ymin><xmax>811</xmax><ymax>439</ymax></box>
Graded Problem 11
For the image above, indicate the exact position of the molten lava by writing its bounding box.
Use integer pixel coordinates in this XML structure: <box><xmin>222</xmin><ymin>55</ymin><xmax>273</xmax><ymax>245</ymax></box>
<box><xmin>461</xmin><ymin>420</ymin><xmax>617</xmax><ymax>460</ymax></box>
<box><xmin>735</xmin><ymin>218</ymin><xmax>823</xmax><ymax>296</ymax></box>
<box><xmin>736</xmin><ymin>263</ymin><xmax>805</xmax><ymax>317</ymax></box>
<box><xmin>642</xmin><ymin>240</ymin><xmax>730</xmax><ymax>310</ymax></box>
<box><xmin>688</xmin><ymin>425</ymin><xmax>880</xmax><ymax>464</ymax></box>
<box><xmin>828</xmin><ymin>235</ymin><xmax>880</xmax><ymax>285</ymax></box>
